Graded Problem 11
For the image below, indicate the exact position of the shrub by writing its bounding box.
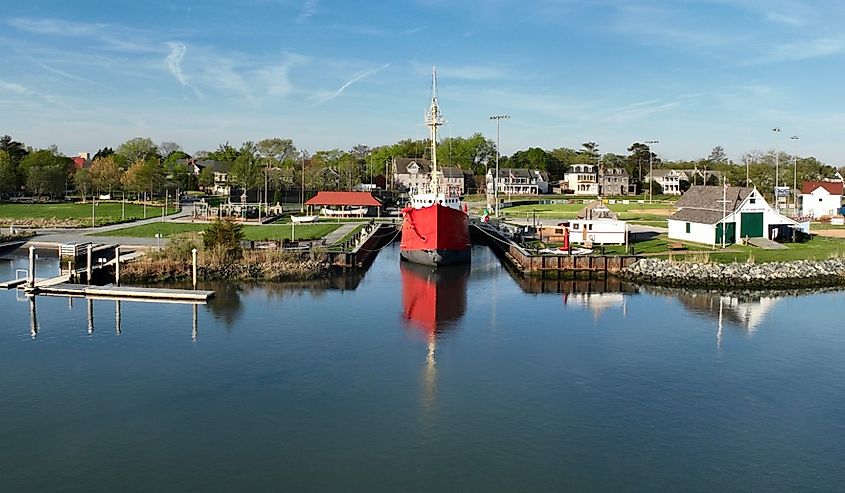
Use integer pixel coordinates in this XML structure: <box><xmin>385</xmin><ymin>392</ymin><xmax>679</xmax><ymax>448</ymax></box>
<box><xmin>203</xmin><ymin>218</ymin><xmax>244</xmax><ymax>260</ymax></box>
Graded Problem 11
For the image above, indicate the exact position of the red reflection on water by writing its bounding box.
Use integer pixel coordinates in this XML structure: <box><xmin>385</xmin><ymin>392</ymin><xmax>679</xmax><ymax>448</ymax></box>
<box><xmin>400</xmin><ymin>260</ymin><xmax>470</xmax><ymax>334</ymax></box>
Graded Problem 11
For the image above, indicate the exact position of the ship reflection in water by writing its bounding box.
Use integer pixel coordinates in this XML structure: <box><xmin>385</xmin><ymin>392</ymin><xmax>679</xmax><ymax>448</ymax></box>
<box><xmin>400</xmin><ymin>260</ymin><xmax>471</xmax><ymax>412</ymax></box>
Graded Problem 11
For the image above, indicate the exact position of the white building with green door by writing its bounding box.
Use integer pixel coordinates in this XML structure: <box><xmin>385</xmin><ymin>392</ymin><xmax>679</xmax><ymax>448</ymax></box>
<box><xmin>667</xmin><ymin>186</ymin><xmax>801</xmax><ymax>246</ymax></box>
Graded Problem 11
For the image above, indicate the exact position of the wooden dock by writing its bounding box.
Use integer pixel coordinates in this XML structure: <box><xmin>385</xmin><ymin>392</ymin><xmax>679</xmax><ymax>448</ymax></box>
<box><xmin>471</xmin><ymin>220</ymin><xmax>640</xmax><ymax>278</ymax></box>
<box><xmin>25</xmin><ymin>283</ymin><xmax>214</xmax><ymax>302</ymax></box>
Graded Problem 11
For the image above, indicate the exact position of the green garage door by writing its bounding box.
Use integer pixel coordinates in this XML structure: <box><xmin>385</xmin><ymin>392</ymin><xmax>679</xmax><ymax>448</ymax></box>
<box><xmin>740</xmin><ymin>212</ymin><xmax>764</xmax><ymax>238</ymax></box>
<box><xmin>715</xmin><ymin>222</ymin><xmax>736</xmax><ymax>244</ymax></box>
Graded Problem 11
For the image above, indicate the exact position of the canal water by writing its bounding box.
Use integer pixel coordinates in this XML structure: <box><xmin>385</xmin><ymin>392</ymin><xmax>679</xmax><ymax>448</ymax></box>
<box><xmin>1</xmin><ymin>245</ymin><xmax>844</xmax><ymax>491</ymax></box>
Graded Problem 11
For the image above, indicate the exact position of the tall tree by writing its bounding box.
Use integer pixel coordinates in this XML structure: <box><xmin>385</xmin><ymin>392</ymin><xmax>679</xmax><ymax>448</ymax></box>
<box><xmin>88</xmin><ymin>156</ymin><xmax>123</xmax><ymax>195</ymax></box>
<box><xmin>116</xmin><ymin>137</ymin><xmax>159</xmax><ymax>163</ymax></box>
<box><xmin>93</xmin><ymin>146</ymin><xmax>115</xmax><ymax>160</ymax></box>
<box><xmin>0</xmin><ymin>135</ymin><xmax>28</xmax><ymax>168</ymax></box>
<box><xmin>707</xmin><ymin>145</ymin><xmax>728</xmax><ymax>165</ymax></box>
<box><xmin>257</xmin><ymin>138</ymin><xmax>297</xmax><ymax>164</ymax></box>
<box><xmin>19</xmin><ymin>149</ymin><xmax>72</xmax><ymax>198</ymax></box>
<box><xmin>0</xmin><ymin>150</ymin><xmax>16</xmax><ymax>196</ymax></box>
<box><xmin>229</xmin><ymin>142</ymin><xmax>262</xmax><ymax>196</ymax></box>
<box><xmin>158</xmin><ymin>141</ymin><xmax>182</xmax><ymax>160</ymax></box>
<box><xmin>206</xmin><ymin>142</ymin><xmax>240</xmax><ymax>162</ymax></box>
<box><xmin>73</xmin><ymin>167</ymin><xmax>92</xmax><ymax>201</ymax></box>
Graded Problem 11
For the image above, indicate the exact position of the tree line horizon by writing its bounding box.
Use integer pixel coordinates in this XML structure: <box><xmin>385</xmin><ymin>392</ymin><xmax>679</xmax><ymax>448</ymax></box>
<box><xmin>1</xmin><ymin>133</ymin><xmax>842</xmax><ymax>200</ymax></box>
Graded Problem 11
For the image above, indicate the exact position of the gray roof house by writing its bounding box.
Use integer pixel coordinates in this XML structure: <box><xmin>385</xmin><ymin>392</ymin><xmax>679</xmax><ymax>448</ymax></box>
<box><xmin>668</xmin><ymin>185</ymin><xmax>800</xmax><ymax>245</ymax></box>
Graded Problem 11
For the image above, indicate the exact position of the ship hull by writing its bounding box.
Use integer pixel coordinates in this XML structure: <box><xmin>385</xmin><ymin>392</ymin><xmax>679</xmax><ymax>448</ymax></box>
<box><xmin>400</xmin><ymin>203</ymin><xmax>470</xmax><ymax>266</ymax></box>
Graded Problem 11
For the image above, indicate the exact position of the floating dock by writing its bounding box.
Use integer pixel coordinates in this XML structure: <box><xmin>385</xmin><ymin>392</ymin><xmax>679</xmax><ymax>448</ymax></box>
<box><xmin>25</xmin><ymin>283</ymin><xmax>214</xmax><ymax>302</ymax></box>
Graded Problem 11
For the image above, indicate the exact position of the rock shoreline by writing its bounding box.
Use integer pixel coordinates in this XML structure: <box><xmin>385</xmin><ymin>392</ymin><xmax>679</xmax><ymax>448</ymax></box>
<box><xmin>621</xmin><ymin>257</ymin><xmax>845</xmax><ymax>289</ymax></box>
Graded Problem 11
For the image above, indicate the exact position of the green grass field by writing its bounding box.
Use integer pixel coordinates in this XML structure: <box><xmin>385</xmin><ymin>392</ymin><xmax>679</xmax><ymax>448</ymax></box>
<box><xmin>0</xmin><ymin>202</ymin><xmax>179</xmax><ymax>227</ymax></box>
<box><xmin>95</xmin><ymin>222</ymin><xmax>340</xmax><ymax>241</ymax></box>
<box><xmin>537</xmin><ymin>231</ymin><xmax>845</xmax><ymax>263</ymax></box>
<box><xmin>503</xmin><ymin>202</ymin><xmax>674</xmax><ymax>226</ymax></box>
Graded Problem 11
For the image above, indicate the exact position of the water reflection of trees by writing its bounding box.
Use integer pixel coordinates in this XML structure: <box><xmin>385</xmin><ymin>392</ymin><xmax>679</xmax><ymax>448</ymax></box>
<box><xmin>201</xmin><ymin>271</ymin><xmax>368</xmax><ymax>328</ymax></box>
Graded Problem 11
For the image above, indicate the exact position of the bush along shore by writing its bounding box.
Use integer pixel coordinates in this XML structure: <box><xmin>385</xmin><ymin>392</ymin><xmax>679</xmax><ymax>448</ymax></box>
<box><xmin>120</xmin><ymin>249</ymin><xmax>331</xmax><ymax>283</ymax></box>
<box><xmin>621</xmin><ymin>257</ymin><xmax>845</xmax><ymax>289</ymax></box>
<box><xmin>120</xmin><ymin>219</ymin><xmax>332</xmax><ymax>283</ymax></box>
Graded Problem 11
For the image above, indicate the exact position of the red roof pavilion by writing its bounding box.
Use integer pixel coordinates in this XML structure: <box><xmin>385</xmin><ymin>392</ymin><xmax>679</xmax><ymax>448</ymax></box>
<box><xmin>304</xmin><ymin>191</ymin><xmax>382</xmax><ymax>207</ymax></box>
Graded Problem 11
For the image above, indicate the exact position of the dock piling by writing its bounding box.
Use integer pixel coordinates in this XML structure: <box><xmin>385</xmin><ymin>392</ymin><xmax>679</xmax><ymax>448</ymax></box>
<box><xmin>28</xmin><ymin>246</ymin><xmax>35</xmax><ymax>288</ymax></box>
<box><xmin>115</xmin><ymin>245</ymin><xmax>121</xmax><ymax>286</ymax></box>
<box><xmin>86</xmin><ymin>244</ymin><xmax>93</xmax><ymax>284</ymax></box>
<box><xmin>192</xmin><ymin>248</ymin><xmax>198</xmax><ymax>289</ymax></box>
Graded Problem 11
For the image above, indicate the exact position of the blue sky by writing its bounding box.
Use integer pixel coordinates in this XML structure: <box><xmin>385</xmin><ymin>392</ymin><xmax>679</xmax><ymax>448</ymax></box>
<box><xmin>2</xmin><ymin>0</ymin><xmax>844</xmax><ymax>165</ymax></box>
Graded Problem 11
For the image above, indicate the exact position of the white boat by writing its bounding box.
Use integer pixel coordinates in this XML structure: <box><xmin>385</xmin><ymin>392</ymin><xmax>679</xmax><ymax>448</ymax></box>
<box><xmin>291</xmin><ymin>215</ymin><xmax>319</xmax><ymax>223</ymax></box>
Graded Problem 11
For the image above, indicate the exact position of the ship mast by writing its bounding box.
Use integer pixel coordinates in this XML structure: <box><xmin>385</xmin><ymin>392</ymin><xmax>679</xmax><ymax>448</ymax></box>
<box><xmin>426</xmin><ymin>67</ymin><xmax>445</xmax><ymax>195</ymax></box>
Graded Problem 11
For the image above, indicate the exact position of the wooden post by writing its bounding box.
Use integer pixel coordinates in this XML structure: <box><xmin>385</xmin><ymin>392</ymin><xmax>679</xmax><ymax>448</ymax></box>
<box><xmin>86</xmin><ymin>244</ymin><xmax>93</xmax><ymax>284</ymax></box>
<box><xmin>114</xmin><ymin>245</ymin><xmax>121</xmax><ymax>286</ymax></box>
<box><xmin>192</xmin><ymin>248</ymin><xmax>198</xmax><ymax>289</ymax></box>
<box><xmin>28</xmin><ymin>245</ymin><xmax>35</xmax><ymax>288</ymax></box>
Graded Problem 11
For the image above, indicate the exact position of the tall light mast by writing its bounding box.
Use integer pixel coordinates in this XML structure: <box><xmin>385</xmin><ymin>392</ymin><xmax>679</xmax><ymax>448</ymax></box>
<box><xmin>426</xmin><ymin>67</ymin><xmax>445</xmax><ymax>195</ymax></box>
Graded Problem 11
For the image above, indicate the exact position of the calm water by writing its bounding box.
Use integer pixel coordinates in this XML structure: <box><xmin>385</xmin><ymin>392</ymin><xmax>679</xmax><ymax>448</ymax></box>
<box><xmin>1</xmin><ymin>245</ymin><xmax>844</xmax><ymax>492</ymax></box>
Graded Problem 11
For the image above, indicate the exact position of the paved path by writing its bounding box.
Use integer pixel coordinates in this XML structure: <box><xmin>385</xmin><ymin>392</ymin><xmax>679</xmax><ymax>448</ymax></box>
<box><xmin>322</xmin><ymin>222</ymin><xmax>365</xmax><ymax>245</ymax></box>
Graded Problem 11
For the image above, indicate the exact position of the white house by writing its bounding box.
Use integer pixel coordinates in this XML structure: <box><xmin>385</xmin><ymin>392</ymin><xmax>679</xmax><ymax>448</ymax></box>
<box><xmin>668</xmin><ymin>185</ymin><xmax>802</xmax><ymax>246</ymax></box>
<box><xmin>563</xmin><ymin>164</ymin><xmax>599</xmax><ymax>195</ymax></box>
<box><xmin>800</xmin><ymin>181</ymin><xmax>843</xmax><ymax>219</ymax></box>
<box><xmin>644</xmin><ymin>169</ymin><xmax>684</xmax><ymax>195</ymax></box>
<box><xmin>486</xmin><ymin>168</ymin><xmax>545</xmax><ymax>195</ymax></box>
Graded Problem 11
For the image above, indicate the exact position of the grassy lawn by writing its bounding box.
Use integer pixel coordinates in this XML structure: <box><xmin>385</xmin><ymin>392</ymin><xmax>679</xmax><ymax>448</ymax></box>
<box><xmin>693</xmin><ymin>236</ymin><xmax>845</xmax><ymax>263</ymax></box>
<box><xmin>810</xmin><ymin>222</ymin><xmax>845</xmax><ymax>230</ymax></box>
<box><xmin>0</xmin><ymin>202</ymin><xmax>179</xmax><ymax>227</ymax></box>
<box><xmin>95</xmin><ymin>222</ymin><xmax>340</xmax><ymax>241</ymax></box>
<box><xmin>536</xmin><ymin>232</ymin><xmax>845</xmax><ymax>263</ymax></box>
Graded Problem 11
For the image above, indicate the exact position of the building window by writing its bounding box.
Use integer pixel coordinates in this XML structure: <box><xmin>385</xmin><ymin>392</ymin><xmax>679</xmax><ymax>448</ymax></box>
<box><xmin>685</xmin><ymin>222</ymin><xmax>691</xmax><ymax>233</ymax></box>
<box><xmin>750</xmin><ymin>198</ymin><xmax>756</xmax><ymax>204</ymax></box>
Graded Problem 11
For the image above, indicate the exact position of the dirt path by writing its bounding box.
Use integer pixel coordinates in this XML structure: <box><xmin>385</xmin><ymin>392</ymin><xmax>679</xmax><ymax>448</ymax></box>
<box><xmin>814</xmin><ymin>229</ymin><xmax>845</xmax><ymax>238</ymax></box>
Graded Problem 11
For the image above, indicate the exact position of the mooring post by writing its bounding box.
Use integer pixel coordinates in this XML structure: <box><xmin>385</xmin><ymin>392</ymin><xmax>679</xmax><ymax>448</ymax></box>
<box><xmin>191</xmin><ymin>248</ymin><xmax>198</xmax><ymax>289</ymax></box>
<box><xmin>86</xmin><ymin>244</ymin><xmax>93</xmax><ymax>284</ymax></box>
<box><xmin>28</xmin><ymin>245</ymin><xmax>35</xmax><ymax>288</ymax></box>
<box><xmin>114</xmin><ymin>245</ymin><xmax>121</xmax><ymax>286</ymax></box>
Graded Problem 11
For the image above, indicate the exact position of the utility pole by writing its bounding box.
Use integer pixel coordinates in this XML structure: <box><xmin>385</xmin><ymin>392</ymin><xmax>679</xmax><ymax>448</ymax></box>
<box><xmin>490</xmin><ymin>114</ymin><xmax>510</xmax><ymax>218</ymax></box>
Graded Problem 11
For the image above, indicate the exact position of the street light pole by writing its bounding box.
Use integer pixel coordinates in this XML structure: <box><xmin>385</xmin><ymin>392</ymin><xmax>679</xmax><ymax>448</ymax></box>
<box><xmin>791</xmin><ymin>135</ymin><xmax>799</xmax><ymax>209</ymax></box>
<box><xmin>645</xmin><ymin>140</ymin><xmax>659</xmax><ymax>204</ymax></box>
<box><xmin>490</xmin><ymin>114</ymin><xmax>510</xmax><ymax>218</ymax></box>
<box><xmin>772</xmin><ymin>127</ymin><xmax>781</xmax><ymax>208</ymax></box>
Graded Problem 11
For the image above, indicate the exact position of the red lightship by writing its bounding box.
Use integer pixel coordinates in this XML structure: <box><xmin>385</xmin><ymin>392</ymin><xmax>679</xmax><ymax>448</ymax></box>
<box><xmin>400</xmin><ymin>68</ymin><xmax>471</xmax><ymax>266</ymax></box>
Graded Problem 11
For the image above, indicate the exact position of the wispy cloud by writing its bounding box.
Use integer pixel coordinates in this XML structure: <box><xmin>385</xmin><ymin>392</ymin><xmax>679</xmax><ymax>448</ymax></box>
<box><xmin>758</xmin><ymin>37</ymin><xmax>845</xmax><ymax>62</ymax></box>
<box><xmin>604</xmin><ymin>100</ymin><xmax>681</xmax><ymax>123</ymax></box>
<box><xmin>0</xmin><ymin>80</ymin><xmax>31</xmax><ymax>95</ymax></box>
<box><xmin>28</xmin><ymin>58</ymin><xmax>116</xmax><ymax>90</ymax></box>
<box><xmin>164</xmin><ymin>42</ymin><xmax>204</xmax><ymax>98</ymax></box>
<box><xmin>8</xmin><ymin>17</ymin><xmax>165</xmax><ymax>54</ymax></box>
<box><xmin>412</xmin><ymin>62</ymin><xmax>507</xmax><ymax>80</ymax></box>
<box><xmin>765</xmin><ymin>11</ymin><xmax>804</xmax><ymax>26</ymax></box>
<box><xmin>297</xmin><ymin>0</ymin><xmax>318</xmax><ymax>23</ymax></box>
<box><xmin>317</xmin><ymin>63</ymin><xmax>391</xmax><ymax>104</ymax></box>
<box><xmin>404</xmin><ymin>26</ymin><xmax>427</xmax><ymax>35</ymax></box>
<box><xmin>256</xmin><ymin>52</ymin><xmax>310</xmax><ymax>97</ymax></box>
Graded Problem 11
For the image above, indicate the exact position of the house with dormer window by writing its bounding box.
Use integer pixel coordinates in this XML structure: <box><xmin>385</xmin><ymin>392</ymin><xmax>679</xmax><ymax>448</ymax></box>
<box><xmin>392</xmin><ymin>157</ymin><xmax>466</xmax><ymax>195</ymax></box>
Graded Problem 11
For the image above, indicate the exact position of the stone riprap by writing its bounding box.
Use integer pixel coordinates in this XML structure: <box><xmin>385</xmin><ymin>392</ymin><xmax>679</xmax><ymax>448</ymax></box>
<box><xmin>621</xmin><ymin>257</ymin><xmax>845</xmax><ymax>288</ymax></box>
